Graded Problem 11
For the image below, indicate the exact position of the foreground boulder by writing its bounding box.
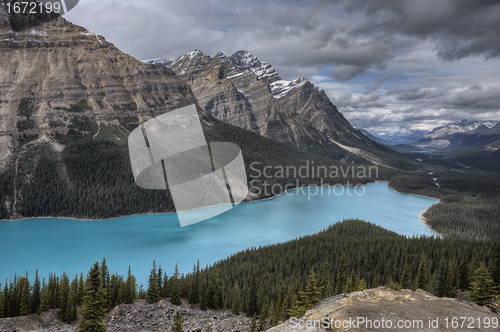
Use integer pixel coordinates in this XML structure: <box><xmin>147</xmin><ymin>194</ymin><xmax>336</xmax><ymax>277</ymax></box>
<box><xmin>266</xmin><ymin>287</ymin><xmax>499</xmax><ymax>331</ymax></box>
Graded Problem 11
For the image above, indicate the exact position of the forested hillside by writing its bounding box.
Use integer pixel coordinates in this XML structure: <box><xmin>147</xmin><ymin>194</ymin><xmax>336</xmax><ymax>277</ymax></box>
<box><xmin>143</xmin><ymin>220</ymin><xmax>500</xmax><ymax>330</ymax></box>
<box><xmin>2</xmin><ymin>111</ymin><xmax>402</xmax><ymax>220</ymax></box>
<box><xmin>389</xmin><ymin>171</ymin><xmax>500</xmax><ymax>239</ymax></box>
<box><xmin>2</xmin><ymin>113</ymin><xmax>500</xmax><ymax>239</ymax></box>
<box><xmin>2</xmin><ymin>220</ymin><xmax>499</xmax><ymax>327</ymax></box>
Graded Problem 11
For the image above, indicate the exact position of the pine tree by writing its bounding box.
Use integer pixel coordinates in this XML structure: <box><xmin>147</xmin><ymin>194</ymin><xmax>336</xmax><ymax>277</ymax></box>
<box><xmin>171</xmin><ymin>311</ymin><xmax>184</xmax><ymax>332</ymax></box>
<box><xmin>318</xmin><ymin>263</ymin><xmax>331</xmax><ymax>299</ymax></box>
<box><xmin>250</xmin><ymin>313</ymin><xmax>257</xmax><ymax>332</ymax></box>
<box><xmin>248</xmin><ymin>270</ymin><xmax>258</xmax><ymax>317</ymax></box>
<box><xmin>101</xmin><ymin>259</ymin><xmax>110</xmax><ymax>311</ymax></box>
<box><xmin>344</xmin><ymin>270</ymin><xmax>356</xmax><ymax>294</ymax></box>
<box><xmin>400</xmin><ymin>263</ymin><xmax>411</xmax><ymax>289</ymax></box>
<box><xmin>125</xmin><ymin>266</ymin><xmax>136</xmax><ymax>304</ymax></box>
<box><xmin>68</xmin><ymin>294</ymin><xmax>77</xmax><ymax>322</ymax></box>
<box><xmin>157</xmin><ymin>265</ymin><xmax>163</xmax><ymax>301</ymax></box>
<box><xmin>200</xmin><ymin>282</ymin><xmax>207</xmax><ymax>311</ymax></box>
<box><xmin>2</xmin><ymin>283</ymin><xmax>10</xmax><ymax>317</ymax></box>
<box><xmin>189</xmin><ymin>261</ymin><xmax>200</xmax><ymax>305</ymax></box>
<box><xmin>58</xmin><ymin>273</ymin><xmax>72</xmax><ymax>323</ymax></box>
<box><xmin>436</xmin><ymin>260</ymin><xmax>449</xmax><ymax>297</ymax></box>
<box><xmin>146</xmin><ymin>261</ymin><xmax>161</xmax><ymax>304</ymax></box>
<box><xmin>417</xmin><ymin>255</ymin><xmax>429</xmax><ymax>291</ymax></box>
<box><xmin>336</xmin><ymin>254</ymin><xmax>348</xmax><ymax>294</ymax></box>
<box><xmin>0</xmin><ymin>283</ymin><xmax>3</xmax><ymax>318</ymax></box>
<box><xmin>77</xmin><ymin>262</ymin><xmax>108</xmax><ymax>332</ymax></box>
<box><xmin>259</xmin><ymin>297</ymin><xmax>269</xmax><ymax>331</ymax></box>
<box><xmin>170</xmin><ymin>264</ymin><xmax>181</xmax><ymax>305</ymax></box>
<box><xmin>77</xmin><ymin>273</ymin><xmax>85</xmax><ymax>306</ymax></box>
<box><xmin>356</xmin><ymin>278</ymin><xmax>367</xmax><ymax>291</ymax></box>
<box><xmin>471</xmin><ymin>262</ymin><xmax>496</xmax><ymax>306</ymax></box>
<box><xmin>31</xmin><ymin>270</ymin><xmax>41</xmax><ymax>314</ymax></box>
<box><xmin>231</xmin><ymin>281</ymin><xmax>241</xmax><ymax>315</ymax></box>
<box><xmin>37</xmin><ymin>281</ymin><xmax>49</xmax><ymax>314</ymax></box>
<box><xmin>213</xmin><ymin>268</ymin><xmax>222</xmax><ymax>309</ymax></box>
<box><xmin>458</xmin><ymin>256</ymin><xmax>470</xmax><ymax>291</ymax></box>
<box><xmin>162</xmin><ymin>272</ymin><xmax>169</xmax><ymax>298</ymax></box>
<box><xmin>299</xmin><ymin>267</ymin><xmax>320</xmax><ymax>309</ymax></box>
<box><xmin>492</xmin><ymin>241</ymin><xmax>500</xmax><ymax>286</ymax></box>
<box><xmin>19</xmin><ymin>273</ymin><xmax>31</xmax><ymax>317</ymax></box>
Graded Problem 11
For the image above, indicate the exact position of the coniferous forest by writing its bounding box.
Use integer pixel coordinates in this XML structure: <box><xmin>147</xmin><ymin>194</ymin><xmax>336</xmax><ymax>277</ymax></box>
<box><xmin>2</xmin><ymin>119</ymin><xmax>499</xmax><ymax>239</ymax></box>
<box><xmin>2</xmin><ymin>221</ymin><xmax>499</xmax><ymax>328</ymax></box>
<box><xmin>1</xmin><ymin>118</ymin><xmax>500</xmax><ymax>329</ymax></box>
<box><xmin>0</xmin><ymin>259</ymin><xmax>137</xmax><ymax>327</ymax></box>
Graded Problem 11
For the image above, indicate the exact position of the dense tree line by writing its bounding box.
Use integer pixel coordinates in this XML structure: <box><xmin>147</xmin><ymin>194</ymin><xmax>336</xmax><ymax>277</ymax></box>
<box><xmin>1</xmin><ymin>115</ymin><xmax>499</xmax><ymax>240</ymax></box>
<box><xmin>2</xmin><ymin>221</ymin><xmax>498</xmax><ymax>329</ymax></box>
<box><xmin>145</xmin><ymin>220</ymin><xmax>499</xmax><ymax>330</ymax></box>
<box><xmin>10</xmin><ymin>121</ymin><xmax>393</xmax><ymax>220</ymax></box>
<box><xmin>0</xmin><ymin>259</ymin><xmax>136</xmax><ymax>326</ymax></box>
<box><xmin>390</xmin><ymin>171</ymin><xmax>500</xmax><ymax>239</ymax></box>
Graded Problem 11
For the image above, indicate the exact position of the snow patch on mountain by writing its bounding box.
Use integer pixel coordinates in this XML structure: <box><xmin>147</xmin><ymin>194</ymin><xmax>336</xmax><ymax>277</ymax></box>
<box><xmin>270</xmin><ymin>77</ymin><xmax>308</xmax><ymax>99</ymax></box>
<box><xmin>446</xmin><ymin>119</ymin><xmax>498</xmax><ymax>131</ymax></box>
<box><xmin>142</xmin><ymin>58</ymin><xmax>172</xmax><ymax>66</ymax></box>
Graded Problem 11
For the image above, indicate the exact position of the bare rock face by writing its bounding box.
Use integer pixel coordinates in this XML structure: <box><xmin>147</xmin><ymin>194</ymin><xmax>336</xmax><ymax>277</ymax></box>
<box><xmin>0</xmin><ymin>299</ymin><xmax>253</xmax><ymax>332</ymax></box>
<box><xmin>0</xmin><ymin>3</ymin><xmax>196</xmax><ymax>168</ymax></box>
<box><xmin>266</xmin><ymin>287</ymin><xmax>500</xmax><ymax>331</ymax></box>
<box><xmin>162</xmin><ymin>50</ymin><xmax>369</xmax><ymax>161</ymax></box>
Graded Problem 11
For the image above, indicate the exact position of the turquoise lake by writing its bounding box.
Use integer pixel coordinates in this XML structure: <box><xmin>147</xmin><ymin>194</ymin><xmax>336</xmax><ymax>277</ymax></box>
<box><xmin>0</xmin><ymin>182</ymin><xmax>437</xmax><ymax>286</ymax></box>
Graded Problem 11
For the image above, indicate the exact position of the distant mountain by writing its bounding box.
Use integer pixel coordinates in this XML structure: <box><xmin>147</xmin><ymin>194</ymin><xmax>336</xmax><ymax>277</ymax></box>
<box><xmin>381</xmin><ymin>130</ymin><xmax>428</xmax><ymax>144</ymax></box>
<box><xmin>153</xmin><ymin>50</ymin><xmax>420</xmax><ymax>169</ymax></box>
<box><xmin>358</xmin><ymin>129</ymin><xmax>427</xmax><ymax>145</ymax></box>
<box><xmin>409</xmin><ymin>119</ymin><xmax>500</xmax><ymax>152</ymax></box>
<box><xmin>358</xmin><ymin>129</ymin><xmax>393</xmax><ymax>145</ymax></box>
<box><xmin>389</xmin><ymin>120</ymin><xmax>500</xmax><ymax>171</ymax></box>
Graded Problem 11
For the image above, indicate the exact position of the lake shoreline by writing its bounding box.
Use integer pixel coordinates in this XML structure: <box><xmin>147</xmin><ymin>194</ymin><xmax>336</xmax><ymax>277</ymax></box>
<box><xmin>1</xmin><ymin>181</ymin><xmax>442</xmax><ymax>238</ymax></box>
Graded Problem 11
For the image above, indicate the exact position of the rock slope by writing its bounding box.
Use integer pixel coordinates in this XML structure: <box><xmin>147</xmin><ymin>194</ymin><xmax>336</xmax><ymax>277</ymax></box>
<box><xmin>0</xmin><ymin>299</ymin><xmax>253</xmax><ymax>332</ymax></box>
<box><xmin>152</xmin><ymin>50</ymin><xmax>370</xmax><ymax>162</ymax></box>
<box><xmin>155</xmin><ymin>50</ymin><xmax>418</xmax><ymax>167</ymax></box>
<box><xmin>0</xmin><ymin>1</ymin><xmax>196</xmax><ymax>168</ymax></box>
<box><xmin>266</xmin><ymin>287</ymin><xmax>499</xmax><ymax>331</ymax></box>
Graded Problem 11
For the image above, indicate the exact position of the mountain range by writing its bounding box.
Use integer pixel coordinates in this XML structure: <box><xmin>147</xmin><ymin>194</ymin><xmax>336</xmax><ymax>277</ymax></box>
<box><xmin>358</xmin><ymin>129</ymin><xmax>427</xmax><ymax>145</ymax></box>
<box><xmin>387</xmin><ymin>120</ymin><xmax>500</xmax><ymax>153</ymax></box>
<box><xmin>382</xmin><ymin>120</ymin><xmax>500</xmax><ymax>171</ymax></box>
<box><xmin>145</xmin><ymin>50</ymin><xmax>419</xmax><ymax>169</ymax></box>
<box><xmin>0</xmin><ymin>4</ymin><xmax>412</xmax><ymax>221</ymax></box>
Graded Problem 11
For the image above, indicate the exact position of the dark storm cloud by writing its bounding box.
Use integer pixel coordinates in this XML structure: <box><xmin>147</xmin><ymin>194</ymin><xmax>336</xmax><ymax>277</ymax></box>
<box><xmin>333</xmin><ymin>0</ymin><xmax>500</xmax><ymax>62</ymax></box>
<box><xmin>66</xmin><ymin>0</ymin><xmax>500</xmax><ymax>81</ymax></box>
<box><xmin>386</xmin><ymin>83</ymin><xmax>500</xmax><ymax>109</ymax></box>
<box><xmin>63</xmin><ymin>0</ymin><xmax>500</xmax><ymax>133</ymax></box>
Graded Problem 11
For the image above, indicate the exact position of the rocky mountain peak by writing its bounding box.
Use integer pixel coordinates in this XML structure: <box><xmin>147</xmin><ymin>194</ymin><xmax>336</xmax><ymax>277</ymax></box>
<box><xmin>142</xmin><ymin>58</ymin><xmax>172</xmax><ymax>66</ymax></box>
<box><xmin>168</xmin><ymin>49</ymin><xmax>212</xmax><ymax>72</ymax></box>
<box><xmin>446</xmin><ymin>119</ymin><xmax>498</xmax><ymax>131</ymax></box>
<box><xmin>214</xmin><ymin>51</ymin><xmax>229</xmax><ymax>63</ymax></box>
<box><xmin>229</xmin><ymin>50</ymin><xmax>281</xmax><ymax>82</ymax></box>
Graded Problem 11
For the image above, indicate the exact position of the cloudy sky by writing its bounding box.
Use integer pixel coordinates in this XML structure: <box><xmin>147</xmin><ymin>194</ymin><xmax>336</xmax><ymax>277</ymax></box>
<box><xmin>65</xmin><ymin>0</ymin><xmax>500</xmax><ymax>135</ymax></box>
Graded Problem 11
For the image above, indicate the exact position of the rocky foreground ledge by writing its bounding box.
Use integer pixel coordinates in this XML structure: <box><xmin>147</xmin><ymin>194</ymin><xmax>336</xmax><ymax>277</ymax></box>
<box><xmin>1</xmin><ymin>288</ymin><xmax>499</xmax><ymax>332</ymax></box>
<box><xmin>268</xmin><ymin>287</ymin><xmax>499</xmax><ymax>332</ymax></box>
<box><xmin>0</xmin><ymin>299</ymin><xmax>252</xmax><ymax>332</ymax></box>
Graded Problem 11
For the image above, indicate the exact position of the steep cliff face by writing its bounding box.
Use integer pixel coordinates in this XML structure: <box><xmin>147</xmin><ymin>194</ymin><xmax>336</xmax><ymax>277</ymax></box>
<box><xmin>0</xmin><ymin>2</ymin><xmax>196</xmax><ymax>167</ymax></box>
<box><xmin>161</xmin><ymin>50</ymin><xmax>407</xmax><ymax>166</ymax></box>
